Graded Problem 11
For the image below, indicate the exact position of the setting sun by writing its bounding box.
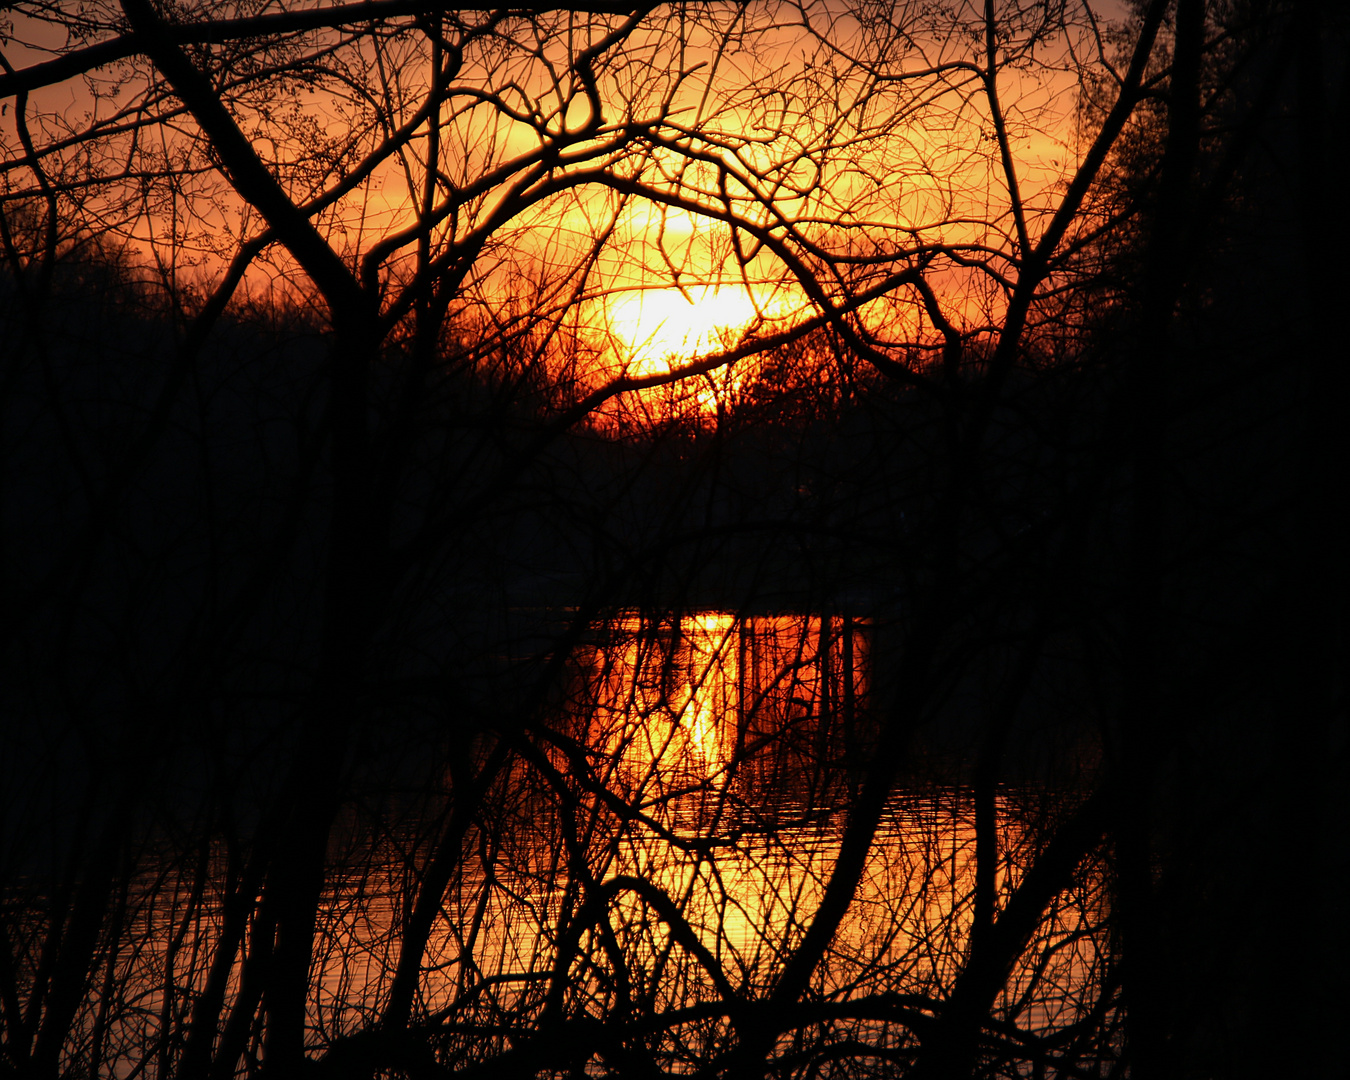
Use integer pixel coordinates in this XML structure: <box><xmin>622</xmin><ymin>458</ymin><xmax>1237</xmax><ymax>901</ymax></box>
<box><xmin>605</xmin><ymin>286</ymin><xmax>763</xmax><ymax>373</ymax></box>
<box><xmin>3</xmin><ymin>1</ymin><xmax>1308</xmax><ymax>1077</ymax></box>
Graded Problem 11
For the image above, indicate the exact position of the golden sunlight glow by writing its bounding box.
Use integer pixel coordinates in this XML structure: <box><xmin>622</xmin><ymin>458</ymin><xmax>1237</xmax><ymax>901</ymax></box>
<box><xmin>583</xmin><ymin>612</ymin><xmax>870</xmax><ymax>789</ymax></box>
<box><xmin>605</xmin><ymin>286</ymin><xmax>762</xmax><ymax>374</ymax></box>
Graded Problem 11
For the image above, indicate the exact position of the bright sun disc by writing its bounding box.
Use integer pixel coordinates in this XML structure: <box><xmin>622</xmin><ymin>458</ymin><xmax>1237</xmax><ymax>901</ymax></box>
<box><xmin>607</xmin><ymin>286</ymin><xmax>760</xmax><ymax>375</ymax></box>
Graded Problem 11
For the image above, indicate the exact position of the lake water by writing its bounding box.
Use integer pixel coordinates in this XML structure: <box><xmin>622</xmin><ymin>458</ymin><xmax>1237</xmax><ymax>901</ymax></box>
<box><xmin>302</xmin><ymin>611</ymin><xmax>1110</xmax><ymax>1064</ymax></box>
<box><xmin>25</xmin><ymin>611</ymin><xmax>1111</xmax><ymax>1077</ymax></box>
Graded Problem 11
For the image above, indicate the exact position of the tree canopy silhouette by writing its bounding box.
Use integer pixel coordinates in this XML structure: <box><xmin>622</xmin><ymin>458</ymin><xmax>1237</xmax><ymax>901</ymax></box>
<box><xmin>2</xmin><ymin>2</ymin><xmax>1345</xmax><ymax>1080</ymax></box>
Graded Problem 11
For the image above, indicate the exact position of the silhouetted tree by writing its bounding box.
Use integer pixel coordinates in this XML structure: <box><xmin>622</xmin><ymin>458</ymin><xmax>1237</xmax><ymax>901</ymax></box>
<box><xmin>2</xmin><ymin>2</ymin><xmax>1342</xmax><ymax>1079</ymax></box>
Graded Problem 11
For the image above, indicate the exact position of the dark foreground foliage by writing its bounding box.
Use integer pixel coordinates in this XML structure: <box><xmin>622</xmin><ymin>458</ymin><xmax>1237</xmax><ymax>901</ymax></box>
<box><xmin>2</xmin><ymin>2</ymin><xmax>1346</xmax><ymax>1080</ymax></box>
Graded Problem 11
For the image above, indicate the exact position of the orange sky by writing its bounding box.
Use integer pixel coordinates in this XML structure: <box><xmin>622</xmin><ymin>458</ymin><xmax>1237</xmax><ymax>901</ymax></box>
<box><xmin>2</xmin><ymin>2</ymin><xmax>1125</xmax><ymax>401</ymax></box>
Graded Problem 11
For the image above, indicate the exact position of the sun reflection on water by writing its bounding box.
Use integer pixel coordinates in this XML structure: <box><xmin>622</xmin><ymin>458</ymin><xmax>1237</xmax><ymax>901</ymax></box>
<box><xmin>97</xmin><ymin>612</ymin><xmax>1108</xmax><ymax>1068</ymax></box>
<box><xmin>579</xmin><ymin>611</ymin><xmax>870</xmax><ymax>798</ymax></box>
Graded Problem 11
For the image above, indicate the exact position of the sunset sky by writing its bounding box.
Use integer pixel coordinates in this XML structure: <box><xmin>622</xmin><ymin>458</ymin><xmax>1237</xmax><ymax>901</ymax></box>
<box><xmin>1</xmin><ymin>0</ymin><xmax>1111</xmax><ymax>399</ymax></box>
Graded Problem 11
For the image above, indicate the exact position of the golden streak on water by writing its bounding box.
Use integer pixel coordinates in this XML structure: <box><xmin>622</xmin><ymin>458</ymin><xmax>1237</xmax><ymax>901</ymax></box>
<box><xmin>580</xmin><ymin>611</ymin><xmax>870</xmax><ymax>792</ymax></box>
<box><xmin>102</xmin><ymin>613</ymin><xmax>1105</xmax><ymax>1069</ymax></box>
